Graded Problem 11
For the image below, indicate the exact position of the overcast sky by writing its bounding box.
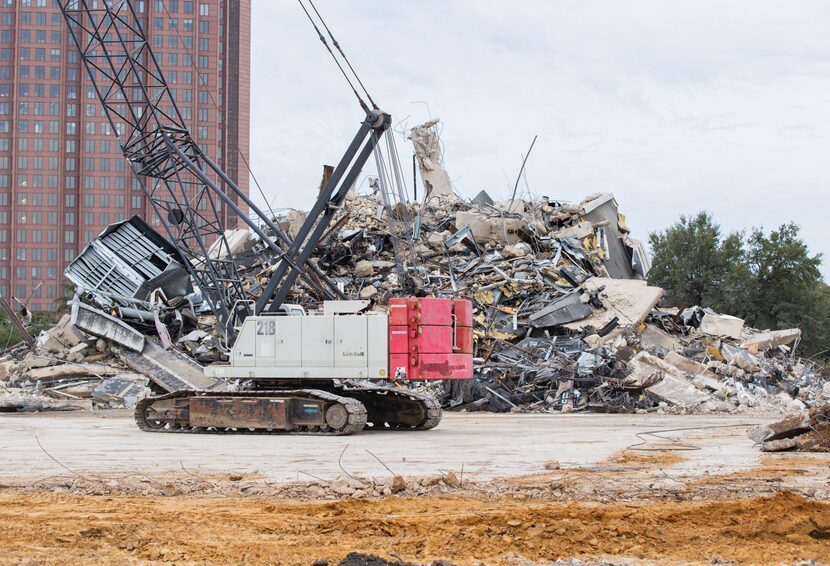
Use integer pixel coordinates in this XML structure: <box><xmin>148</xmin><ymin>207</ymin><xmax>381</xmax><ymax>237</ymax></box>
<box><xmin>249</xmin><ymin>1</ymin><xmax>830</xmax><ymax>279</ymax></box>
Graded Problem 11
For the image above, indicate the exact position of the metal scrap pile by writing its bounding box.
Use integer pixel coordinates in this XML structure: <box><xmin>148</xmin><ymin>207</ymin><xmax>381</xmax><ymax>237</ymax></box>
<box><xmin>6</xmin><ymin>118</ymin><xmax>826</xmax><ymax>418</ymax></box>
<box><xmin>259</xmin><ymin>186</ymin><xmax>827</xmax><ymax>415</ymax></box>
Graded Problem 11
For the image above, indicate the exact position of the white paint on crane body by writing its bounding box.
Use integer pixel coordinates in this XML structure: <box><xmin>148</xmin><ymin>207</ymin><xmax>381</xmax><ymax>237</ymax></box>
<box><xmin>205</xmin><ymin>301</ymin><xmax>389</xmax><ymax>380</ymax></box>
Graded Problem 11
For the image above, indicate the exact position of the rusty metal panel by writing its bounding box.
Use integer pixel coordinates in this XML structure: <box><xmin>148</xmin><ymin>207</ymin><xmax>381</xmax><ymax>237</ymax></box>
<box><xmin>189</xmin><ymin>397</ymin><xmax>288</xmax><ymax>429</ymax></box>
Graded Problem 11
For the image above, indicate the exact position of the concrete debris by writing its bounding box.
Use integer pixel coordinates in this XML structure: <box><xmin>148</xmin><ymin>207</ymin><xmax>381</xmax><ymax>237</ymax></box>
<box><xmin>13</xmin><ymin>163</ymin><xmax>825</xmax><ymax>419</ymax></box>
<box><xmin>561</xmin><ymin>278</ymin><xmax>663</xmax><ymax>334</ymax></box>
<box><xmin>71</xmin><ymin>300</ymin><xmax>219</xmax><ymax>392</ymax></box>
<box><xmin>741</xmin><ymin>328</ymin><xmax>802</xmax><ymax>353</ymax></box>
<box><xmin>36</xmin><ymin>314</ymin><xmax>84</xmax><ymax>352</ymax></box>
<box><xmin>27</xmin><ymin>363</ymin><xmax>121</xmax><ymax>382</ymax></box>
<box><xmin>700</xmin><ymin>313</ymin><xmax>745</xmax><ymax>339</ymax></box>
<box><xmin>0</xmin><ymin>385</ymin><xmax>82</xmax><ymax>412</ymax></box>
<box><xmin>208</xmin><ymin>228</ymin><xmax>251</xmax><ymax>260</ymax></box>
<box><xmin>748</xmin><ymin>403</ymin><xmax>830</xmax><ymax>451</ymax></box>
<box><xmin>628</xmin><ymin>351</ymin><xmax>710</xmax><ymax>407</ymax></box>
<box><xmin>92</xmin><ymin>374</ymin><xmax>150</xmax><ymax>408</ymax></box>
<box><xmin>113</xmin><ymin>337</ymin><xmax>220</xmax><ymax>393</ymax></box>
<box><xmin>409</xmin><ymin>118</ymin><xmax>455</xmax><ymax>199</ymax></box>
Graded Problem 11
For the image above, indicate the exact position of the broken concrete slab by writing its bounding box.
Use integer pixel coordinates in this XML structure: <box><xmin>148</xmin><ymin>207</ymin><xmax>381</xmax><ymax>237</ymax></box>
<box><xmin>741</xmin><ymin>328</ymin><xmax>802</xmax><ymax>353</ymax></box>
<box><xmin>454</xmin><ymin>211</ymin><xmax>523</xmax><ymax>244</ymax></box>
<box><xmin>409</xmin><ymin>118</ymin><xmax>455</xmax><ymax>199</ymax></box>
<box><xmin>92</xmin><ymin>374</ymin><xmax>149</xmax><ymax>408</ymax></box>
<box><xmin>495</xmin><ymin>199</ymin><xmax>525</xmax><ymax>214</ymax></box>
<box><xmin>0</xmin><ymin>361</ymin><xmax>13</xmax><ymax>381</ymax></box>
<box><xmin>68</xmin><ymin>343</ymin><xmax>90</xmax><ymax>357</ymax></box>
<box><xmin>208</xmin><ymin>228</ymin><xmax>250</xmax><ymax>260</ymax></box>
<box><xmin>662</xmin><ymin>351</ymin><xmax>725</xmax><ymax>394</ymax></box>
<box><xmin>748</xmin><ymin>404</ymin><xmax>830</xmax><ymax>452</ymax></box>
<box><xmin>664</xmin><ymin>351</ymin><xmax>719</xmax><ymax>380</ymax></box>
<box><xmin>280</xmin><ymin>210</ymin><xmax>308</xmax><ymax>240</ymax></box>
<box><xmin>563</xmin><ymin>278</ymin><xmax>663</xmax><ymax>332</ymax></box>
<box><xmin>629</xmin><ymin>351</ymin><xmax>711</xmax><ymax>407</ymax></box>
<box><xmin>552</xmin><ymin>221</ymin><xmax>595</xmax><ymax>241</ymax></box>
<box><xmin>27</xmin><ymin>363</ymin><xmax>121</xmax><ymax>382</ymax></box>
<box><xmin>114</xmin><ymin>338</ymin><xmax>220</xmax><ymax>393</ymax></box>
<box><xmin>700</xmin><ymin>313</ymin><xmax>745</xmax><ymax>339</ymax></box>
<box><xmin>721</xmin><ymin>343</ymin><xmax>760</xmax><ymax>372</ymax></box>
<box><xmin>639</xmin><ymin>324</ymin><xmax>682</xmax><ymax>353</ymax></box>
<box><xmin>36</xmin><ymin>314</ymin><xmax>84</xmax><ymax>352</ymax></box>
<box><xmin>455</xmin><ymin>211</ymin><xmax>491</xmax><ymax>241</ymax></box>
<box><xmin>0</xmin><ymin>388</ymin><xmax>82</xmax><ymax>412</ymax></box>
<box><xmin>71</xmin><ymin>301</ymin><xmax>145</xmax><ymax>353</ymax></box>
<box><xmin>70</xmin><ymin>299</ymin><xmax>217</xmax><ymax>393</ymax></box>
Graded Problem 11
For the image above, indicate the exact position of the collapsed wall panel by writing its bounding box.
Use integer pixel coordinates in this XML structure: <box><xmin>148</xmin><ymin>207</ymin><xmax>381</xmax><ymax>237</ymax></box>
<box><xmin>65</xmin><ymin>215</ymin><xmax>192</xmax><ymax>308</ymax></box>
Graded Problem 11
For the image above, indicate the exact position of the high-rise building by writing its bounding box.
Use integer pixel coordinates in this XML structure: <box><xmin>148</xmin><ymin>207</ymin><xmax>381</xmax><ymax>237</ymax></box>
<box><xmin>0</xmin><ymin>0</ymin><xmax>250</xmax><ymax>313</ymax></box>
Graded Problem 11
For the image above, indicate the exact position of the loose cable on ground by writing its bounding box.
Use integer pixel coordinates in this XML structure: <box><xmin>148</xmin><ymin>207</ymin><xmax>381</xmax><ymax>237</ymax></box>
<box><xmin>626</xmin><ymin>423</ymin><xmax>759</xmax><ymax>451</ymax></box>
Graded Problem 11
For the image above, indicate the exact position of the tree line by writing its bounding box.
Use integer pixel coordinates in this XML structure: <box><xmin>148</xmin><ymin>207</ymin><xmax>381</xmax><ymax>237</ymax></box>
<box><xmin>648</xmin><ymin>212</ymin><xmax>829</xmax><ymax>358</ymax></box>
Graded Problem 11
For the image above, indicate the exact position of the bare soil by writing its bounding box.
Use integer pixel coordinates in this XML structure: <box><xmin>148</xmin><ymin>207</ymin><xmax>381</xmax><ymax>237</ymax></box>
<box><xmin>2</xmin><ymin>413</ymin><xmax>828</xmax><ymax>564</ymax></box>
<box><xmin>0</xmin><ymin>491</ymin><xmax>828</xmax><ymax>565</ymax></box>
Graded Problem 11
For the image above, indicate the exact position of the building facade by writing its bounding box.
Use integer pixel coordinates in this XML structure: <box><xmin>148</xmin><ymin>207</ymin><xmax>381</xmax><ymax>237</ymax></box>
<box><xmin>0</xmin><ymin>0</ymin><xmax>250</xmax><ymax>312</ymax></box>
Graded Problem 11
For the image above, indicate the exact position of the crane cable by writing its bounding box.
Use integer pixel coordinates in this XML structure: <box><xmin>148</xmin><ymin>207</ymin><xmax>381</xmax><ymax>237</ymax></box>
<box><xmin>307</xmin><ymin>0</ymin><xmax>378</xmax><ymax>111</ymax></box>
<box><xmin>297</xmin><ymin>0</ymin><xmax>375</xmax><ymax>114</ymax></box>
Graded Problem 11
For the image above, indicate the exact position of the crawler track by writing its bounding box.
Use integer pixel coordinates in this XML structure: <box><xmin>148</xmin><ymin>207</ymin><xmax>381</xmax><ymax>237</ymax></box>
<box><xmin>134</xmin><ymin>389</ymin><xmax>367</xmax><ymax>435</ymax></box>
<box><xmin>338</xmin><ymin>384</ymin><xmax>442</xmax><ymax>430</ymax></box>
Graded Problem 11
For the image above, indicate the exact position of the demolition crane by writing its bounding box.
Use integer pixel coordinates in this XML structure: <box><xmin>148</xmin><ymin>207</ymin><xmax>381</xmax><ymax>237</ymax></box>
<box><xmin>58</xmin><ymin>0</ymin><xmax>472</xmax><ymax>434</ymax></box>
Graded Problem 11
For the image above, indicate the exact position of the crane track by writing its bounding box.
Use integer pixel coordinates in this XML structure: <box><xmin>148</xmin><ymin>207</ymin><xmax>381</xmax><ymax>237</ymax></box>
<box><xmin>339</xmin><ymin>384</ymin><xmax>442</xmax><ymax>431</ymax></box>
<box><xmin>134</xmin><ymin>389</ymin><xmax>367</xmax><ymax>435</ymax></box>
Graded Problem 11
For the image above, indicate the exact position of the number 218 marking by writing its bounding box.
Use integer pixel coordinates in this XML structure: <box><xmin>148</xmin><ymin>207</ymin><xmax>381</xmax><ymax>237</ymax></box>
<box><xmin>256</xmin><ymin>320</ymin><xmax>276</xmax><ymax>335</ymax></box>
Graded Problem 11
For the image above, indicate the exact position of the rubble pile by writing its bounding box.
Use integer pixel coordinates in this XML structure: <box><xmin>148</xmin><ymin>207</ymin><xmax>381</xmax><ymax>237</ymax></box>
<box><xmin>5</xmin><ymin>185</ymin><xmax>826</xmax><ymax>417</ymax></box>
<box><xmin>749</xmin><ymin>403</ymin><xmax>830</xmax><ymax>452</ymax></box>
<box><xmin>0</xmin><ymin>314</ymin><xmax>148</xmax><ymax>411</ymax></box>
<box><xmin>265</xmin><ymin>188</ymin><xmax>825</xmax><ymax>416</ymax></box>
<box><xmin>2</xmin><ymin>119</ymin><xmax>826</xmax><ymax>418</ymax></box>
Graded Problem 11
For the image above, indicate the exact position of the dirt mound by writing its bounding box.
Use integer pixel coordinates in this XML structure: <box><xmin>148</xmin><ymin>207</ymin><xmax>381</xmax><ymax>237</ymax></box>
<box><xmin>0</xmin><ymin>491</ymin><xmax>827</xmax><ymax>565</ymax></box>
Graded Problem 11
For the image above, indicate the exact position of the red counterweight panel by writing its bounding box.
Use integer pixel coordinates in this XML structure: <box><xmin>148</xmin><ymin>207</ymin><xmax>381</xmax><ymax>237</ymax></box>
<box><xmin>454</xmin><ymin>326</ymin><xmax>474</xmax><ymax>354</ymax></box>
<box><xmin>388</xmin><ymin>297</ymin><xmax>473</xmax><ymax>380</ymax></box>
<box><xmin>389</xmin><ymin>297</ymin><xmax>453</xmax><ymax>326</ymax></box>
<box><xmin>409</xmin><ymin>353</ymin><xmax>473</xmax><ymax>380</ymax></box>
<box><xmin>452</xmin><ymin>299</ymin><xmax>473</xmax><ymax>327</ymax></box>
<box><xmin>388</xmin><ymin>299</ymin><xmax>410</xmax><ymax>326</ymax></box>
<box><xmin>389</xmin><ymin>325</ymin><xmax>454</xmax><ymax>354</ymax></box>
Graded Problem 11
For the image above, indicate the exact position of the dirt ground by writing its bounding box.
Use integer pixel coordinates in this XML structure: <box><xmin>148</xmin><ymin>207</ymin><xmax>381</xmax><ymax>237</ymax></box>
<box><xmin>0</xmin><ymin>490</ymin><xmax>828</xmax><ymax>565</ymax></box>
<box><xmin>1</xmin><ymin>412</ymin><xmax>829</xmax><ymax>565</ymax></box>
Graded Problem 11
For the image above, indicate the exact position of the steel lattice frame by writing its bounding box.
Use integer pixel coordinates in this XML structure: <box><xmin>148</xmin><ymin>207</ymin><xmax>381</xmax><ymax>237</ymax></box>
<box><xmin>59</xmin><ymin>0</ymin><xmax>245</xmax><ymax>330</ymax></box>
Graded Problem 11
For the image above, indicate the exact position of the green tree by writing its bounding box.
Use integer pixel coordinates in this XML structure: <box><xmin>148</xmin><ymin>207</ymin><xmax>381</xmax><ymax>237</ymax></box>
<box><xmin>0</xmin><ymin>307</ymin><xmax>58</xmax><ymax>348</ymax></box>
<box><xmin>649</xmin><ymin>214</ymin><xmax>829</xmax><ymax>357</ymax></box>
<box><xmin>647</xmin><ymin>211</ymin><xmax>743</xmax><ymax>308</ymax></box>
<box><xmin>742</xmin><ymin>223</ymin><xmax>827</xmax><ymax>354</ymax></box>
